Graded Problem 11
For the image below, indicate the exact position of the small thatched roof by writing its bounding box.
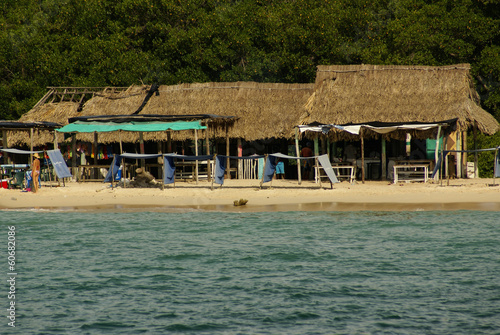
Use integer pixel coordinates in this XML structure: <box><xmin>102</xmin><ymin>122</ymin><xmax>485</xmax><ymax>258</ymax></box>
<box><xmin>302</xmin><ymin>64</ymin><xmax>499</xmax><ymax>140</ymax></box>
<box><xmin>13</xmin><ymin>82</ymin><xmax>313</xmax><ymax>145</ymax></box>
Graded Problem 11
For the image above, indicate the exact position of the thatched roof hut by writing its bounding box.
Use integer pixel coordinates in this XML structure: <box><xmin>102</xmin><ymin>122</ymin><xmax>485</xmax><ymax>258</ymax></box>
<box><xmin>302</xmin><ymin>64</ymin><xmax>499</xmax><ymax>140</ymax></box>
<box><xmin>12</xmin><ymin>82</ymin><xmax>313</xmax><ymax>145</ymax></box>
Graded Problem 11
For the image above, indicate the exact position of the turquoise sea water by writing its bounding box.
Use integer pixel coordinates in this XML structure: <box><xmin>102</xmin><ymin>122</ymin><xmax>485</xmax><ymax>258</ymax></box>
<box><xmin>1</xmin><ymin>210</ymin><xmax>500</xmax><ymax>334</ymax></box>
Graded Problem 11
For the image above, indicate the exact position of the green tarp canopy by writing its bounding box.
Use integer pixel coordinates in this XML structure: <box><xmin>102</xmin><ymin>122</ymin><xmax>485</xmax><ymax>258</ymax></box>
<box><xmin>56</xmin><ymin>120</ymin><xmax>206</xmax><ymax>133</ymax></box>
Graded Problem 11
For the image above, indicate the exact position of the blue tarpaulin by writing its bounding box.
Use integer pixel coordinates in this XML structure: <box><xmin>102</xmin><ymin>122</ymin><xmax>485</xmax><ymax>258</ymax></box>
<box><xmin>46</xmin><ymin>149</ymin><xmax>72</xmax><ymax>179</ymax></box>
<box><xmin>104</xmin><ymin>155</ymin><xmax>123</xmax><ymax>183</ymax></box>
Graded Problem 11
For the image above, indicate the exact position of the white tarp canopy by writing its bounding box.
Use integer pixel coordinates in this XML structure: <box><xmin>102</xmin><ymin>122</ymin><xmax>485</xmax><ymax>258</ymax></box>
<box><xmin>298</xmin><ymin>121</ymin><xmax>454</xmax><ymax>135</ymax></box>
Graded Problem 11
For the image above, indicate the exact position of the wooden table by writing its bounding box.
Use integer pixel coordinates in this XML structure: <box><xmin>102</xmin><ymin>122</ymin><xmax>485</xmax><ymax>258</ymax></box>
<box><xmin>331</xmin><ymin>164</ymin><xmax>356</xmax><ymax>183</ymax></box>
<box><xmin>393</xmin><ymin>164</ymin><xmax>429</xmax><ymax>183</ymax></box>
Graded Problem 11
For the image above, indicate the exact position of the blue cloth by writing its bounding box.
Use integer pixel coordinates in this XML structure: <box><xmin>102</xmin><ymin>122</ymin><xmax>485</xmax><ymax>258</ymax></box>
<box><xmin>214</xmin><ymin>156</ymin><xmax>226</xmax><ymax>185</ymax></box>
<box><xmin>47</xmin><ymin>149</ymin><xmax>72</xmax><ymax>179</ymax></box>
<box><xmin>258</xmin><ymin>158</ymin><xmax>264</xmax><ymax>179</ymax></box>
<box><xmin>276</xmin><ymin>161</ymin><xmax>285</xmax><ymax>174</ymax></box>
<box><xmin>431</xmin><ymin>151</ymin><xmax>448</xmax><ymax>179</ymax></box>
<box><xmin>104</xmin><ymin>155</ymin><xmax>123</xmax><ymax>182</ymax></box>
<box><xmin>163</xmin><ymin>156</ymin><xmax>176</xmax><ymax>184</ymax></box>
<box><xmin>262</xmin><ymin>156</ymin><xmax>278</xmax><ymax>183</ymax></box>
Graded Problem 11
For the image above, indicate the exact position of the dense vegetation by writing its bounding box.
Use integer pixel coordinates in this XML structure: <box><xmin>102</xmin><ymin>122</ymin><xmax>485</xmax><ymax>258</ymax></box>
<box><xmin>1</xmin><ymin>0</ymin><xmax>499</xmax><ymax>123</ymax></box>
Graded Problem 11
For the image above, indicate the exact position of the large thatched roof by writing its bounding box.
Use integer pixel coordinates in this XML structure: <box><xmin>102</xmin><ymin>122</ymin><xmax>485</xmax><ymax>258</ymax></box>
<box><xmin>12</xmin><ymin>82</ymin><xmax>313</xmax><ymax>145</ymax></box>
<box><xmin>303</xmin><ymin>64</ymin><xmax>499</xmax><ymax>139</ymax></box>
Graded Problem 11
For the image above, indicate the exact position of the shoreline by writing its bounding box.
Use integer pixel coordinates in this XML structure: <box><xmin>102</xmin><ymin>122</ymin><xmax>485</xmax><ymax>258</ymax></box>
<box><xmin>1</xmin><ymin>178</ymin><xmax>499</xmax><ymax>212</ymax></box>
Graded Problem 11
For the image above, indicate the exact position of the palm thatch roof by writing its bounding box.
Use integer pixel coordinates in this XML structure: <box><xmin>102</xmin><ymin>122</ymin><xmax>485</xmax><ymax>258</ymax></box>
<box><xmin>302</xmin><ymin>64</ymin><xmax>499</xmax><ymax>140</ymax></box>
<box><xmin>12</xmin><ymin>82</ymin><xmax>313</xmax><ymax>145</ymax></box>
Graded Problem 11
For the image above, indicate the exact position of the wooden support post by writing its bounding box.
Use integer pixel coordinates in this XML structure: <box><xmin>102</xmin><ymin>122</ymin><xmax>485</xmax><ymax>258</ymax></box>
<box><xmin>314</xmin><ymin>135</ymin><xmax>319</xmax><ymax>156</ymax></box>
<box><xmin>157</xmin><ymin>141</ymin><xmax>162</xmax><ymax>164</ymax></box>
<box><xmin>295</xmin><ymin>128</ymin><xmax>302</xmax><ymax>185</ymax></box>
<box><xmin>434</xmin><ymin>125</ymin><xmax>442</xmax><ymax>182</ymax></box>
<box><xmin>194</xmin><ymin>129</ymin><xmax>199</xmax><ymax>184</ymax></box>
<box><xmin>237</xmin><ymin>138</ymin><xmax>242</xmax><ymax>179</ymax></box>
<box><xmin>205</xmin><ymin>126</ymin><xmax>211</xmax><ymax>181</ymax></box>
<box><xmin>326</xmin><ymin>137</ymin><xmax>331</xmax><ymax>161</ymax></box>
<box><xmin>456</xmin><ymin>131</ymin><xmax>462</xmax><ymax>178</ymax></box>
<box><xmin>225</xmin><ymin>124</ymin><xmax>230</xmax><ymax>179</ymax></box>
<box><xmin>474</xmin><ymin>122</ymin><xmax>478</xmax><ymax>178</ymax></box>
<box><xmin>167</xmin><ymin>130</ymin><xmax>172</xmax><ymax>153</ymax></box>
<box><xmin>93</xmin><ymin>132</ymin><xmax>98</xmax><ymax>165</ymax></box>
<box><xmin>381</xmin><ymin>138</ymin><xmax>387</xmax><ymax>180</ymax></box>
<box><xmin>361</xmin><ymin>134</ymin><xmax>365</xmax><ymax>184</ymax></box>
<box><xmin>139</xmin><ymin>132</ymin><xmax>145</xmax><ymax>168</ymax></box>
<box><xmin>2</xmin><ymin>130</ymin><xmax>10</xmax><ymax>164</ymax></box>
<box><xmin>93</xmin><ymin>131</ymin><xmax>98</xmax><ymax>179</ymax></box>
<box><xmin>463</xmin><ymin>130</ymin><xmax>467</xmax><ymax>178</ymax></box>
<box><xmin>30</xmin><ymin>128</ymin><xmax>34</xmax><ymax>176</ymax></box>
<box><xmin>53</xmin><ymin>130</ymin><xmax>58</xmax><ymax>150</ymax></box>
<box><xmin>71</xmin><ymin>134</ymin><xmax>77</xmax><ymax>180</ymax></box>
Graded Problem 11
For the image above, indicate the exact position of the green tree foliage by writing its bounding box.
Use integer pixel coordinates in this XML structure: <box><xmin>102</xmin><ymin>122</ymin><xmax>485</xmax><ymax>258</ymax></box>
<box><xmin>1</xmin><ymin>0</ymin><xmax>499</xmax><ymax>125</ymax></box>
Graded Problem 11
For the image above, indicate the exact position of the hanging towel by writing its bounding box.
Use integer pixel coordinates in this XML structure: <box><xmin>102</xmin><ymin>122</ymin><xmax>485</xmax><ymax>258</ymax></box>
<box><xmin>262</xmin><ymin>155</ymin><xmax>278</xmax><ymax>183</ymax></box>
<box><xmin>214</xmin><ymin>156</ymin><xmax>226</xmax><ymax>185</ymax></box>
<box><xmin>163</xmin><ymin>156</ymin><xmax>176</xmax><ymax>185</ymax></box>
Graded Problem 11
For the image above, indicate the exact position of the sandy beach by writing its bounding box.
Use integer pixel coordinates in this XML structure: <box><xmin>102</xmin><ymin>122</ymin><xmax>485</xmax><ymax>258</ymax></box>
<box><xmin>1</xmin><ymin>178</ymin><xmax>500</xmax><ymax>212</ymax></box>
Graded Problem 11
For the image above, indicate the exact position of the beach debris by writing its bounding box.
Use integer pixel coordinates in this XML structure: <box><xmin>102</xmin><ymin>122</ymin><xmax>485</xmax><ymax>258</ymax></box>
<box><xmin>233</xmin><ymin>198</ymin><xmax>248</xmax><ymax>206</ymax></box>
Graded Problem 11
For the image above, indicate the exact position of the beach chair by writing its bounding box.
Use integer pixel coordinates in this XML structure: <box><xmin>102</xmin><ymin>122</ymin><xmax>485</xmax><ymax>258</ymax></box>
<box><xmin>8</xmin><ymin>171</ymin><xmax>25</xmax><ymax>189</ymax></box>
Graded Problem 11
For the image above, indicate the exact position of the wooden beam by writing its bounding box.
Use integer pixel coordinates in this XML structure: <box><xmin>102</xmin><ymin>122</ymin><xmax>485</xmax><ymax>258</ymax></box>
<box><xmin>205</xmin><ymin>126</ymin><xmax>211</xmax><ymax>181</ymax></box>
<box><xmin>381</xmin><ymin>138</ymin><xmax>387</xmax><ymax>180</ymax></box>
<box><xmin>295</xmin><ymin>128</ymin><xmax>301</xmax><ymax>185</ymax></box>
<box><xmin>361</xmin><ymin>134</ymin><xmax>365</xmax><ymax>184</ymax></box>
<box><xmin>194</xmin><ymin>129</ymin><xmax>199</xmax><ymax>184</ymax></box>
<box><xmin>226</xmin><ymin>123</ymin><xmax>230</xmax><ymax>179</ymax></box>
<box><xmin>72</xmin><ymin>134</ymin><xmax>77</xmax><ymax>180</ymax></box>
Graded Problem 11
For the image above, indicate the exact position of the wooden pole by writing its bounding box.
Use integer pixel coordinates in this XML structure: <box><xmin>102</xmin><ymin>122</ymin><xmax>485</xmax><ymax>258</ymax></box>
<box><xmin>2</xmin><ymin>130</ymin><xmax>10</xmax><ymax>164</ymax></box>
<box><xmin>361</xmin><ymin>134</ymin><xmax>365</xmax><ymax>184</ymax></box>
<box><xmin>456</xmin><ymin>131</ymin><xmax>462</xmax><ymax>178</ymax></box>
<box><xmin>30</xmin><ymin>128</ymin><xmax>34</xmax><ymax>180</ymax></box>
<box><xmin>93</xmin><ymin>131</ymin><xmax>98</xmax><ymax>179</ymax></box>
<box><xmin>225</xmin><ymin>123</ymin><xmax>230</xmax><ymax>179</ymax></box>
<box><xmin>381</xmin><ymin>138</ymin><xmax>387</xmax><ymax>180</ymax></box>
<box><xmin>434</xmin><ymin>125</ymin><xmax>442</xmax><ymax>182</ymax></box>
<box><xmin>194</xmin><ymin>129</ymin><xmax>199</xmax><ymax>184</ymax></box>
<box><xmin>473</xmin><ymin>122</ymin><xmax>478</xmax><ymax>178</ymax></box>
<box><xmin>205</xmin><ymin>125</ymin><xmax>211</xmax><ymax>181</ymax></box>
<box><xmin>71</xmin><ymin>133</ymin><xmax>77</xmax><ymax>180</ymax></box>
<box><xmin>237</xmin><ymin>138</ymin><xmax>242</xmax><ymax>179</ymax></box>
<box><xmin>167</xmin><ymin>130</ymin><xmax>172</xmax><ymax>153</ymax></box>
<box><xmin>139</xmin><ymin>132</ymin><xmax>145</xmax><ymax>168</ymax></box>
<box><xmin>295</xmin><ymin>128</ymin><xmax>301</xmax><ymax>185</ymax></box>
